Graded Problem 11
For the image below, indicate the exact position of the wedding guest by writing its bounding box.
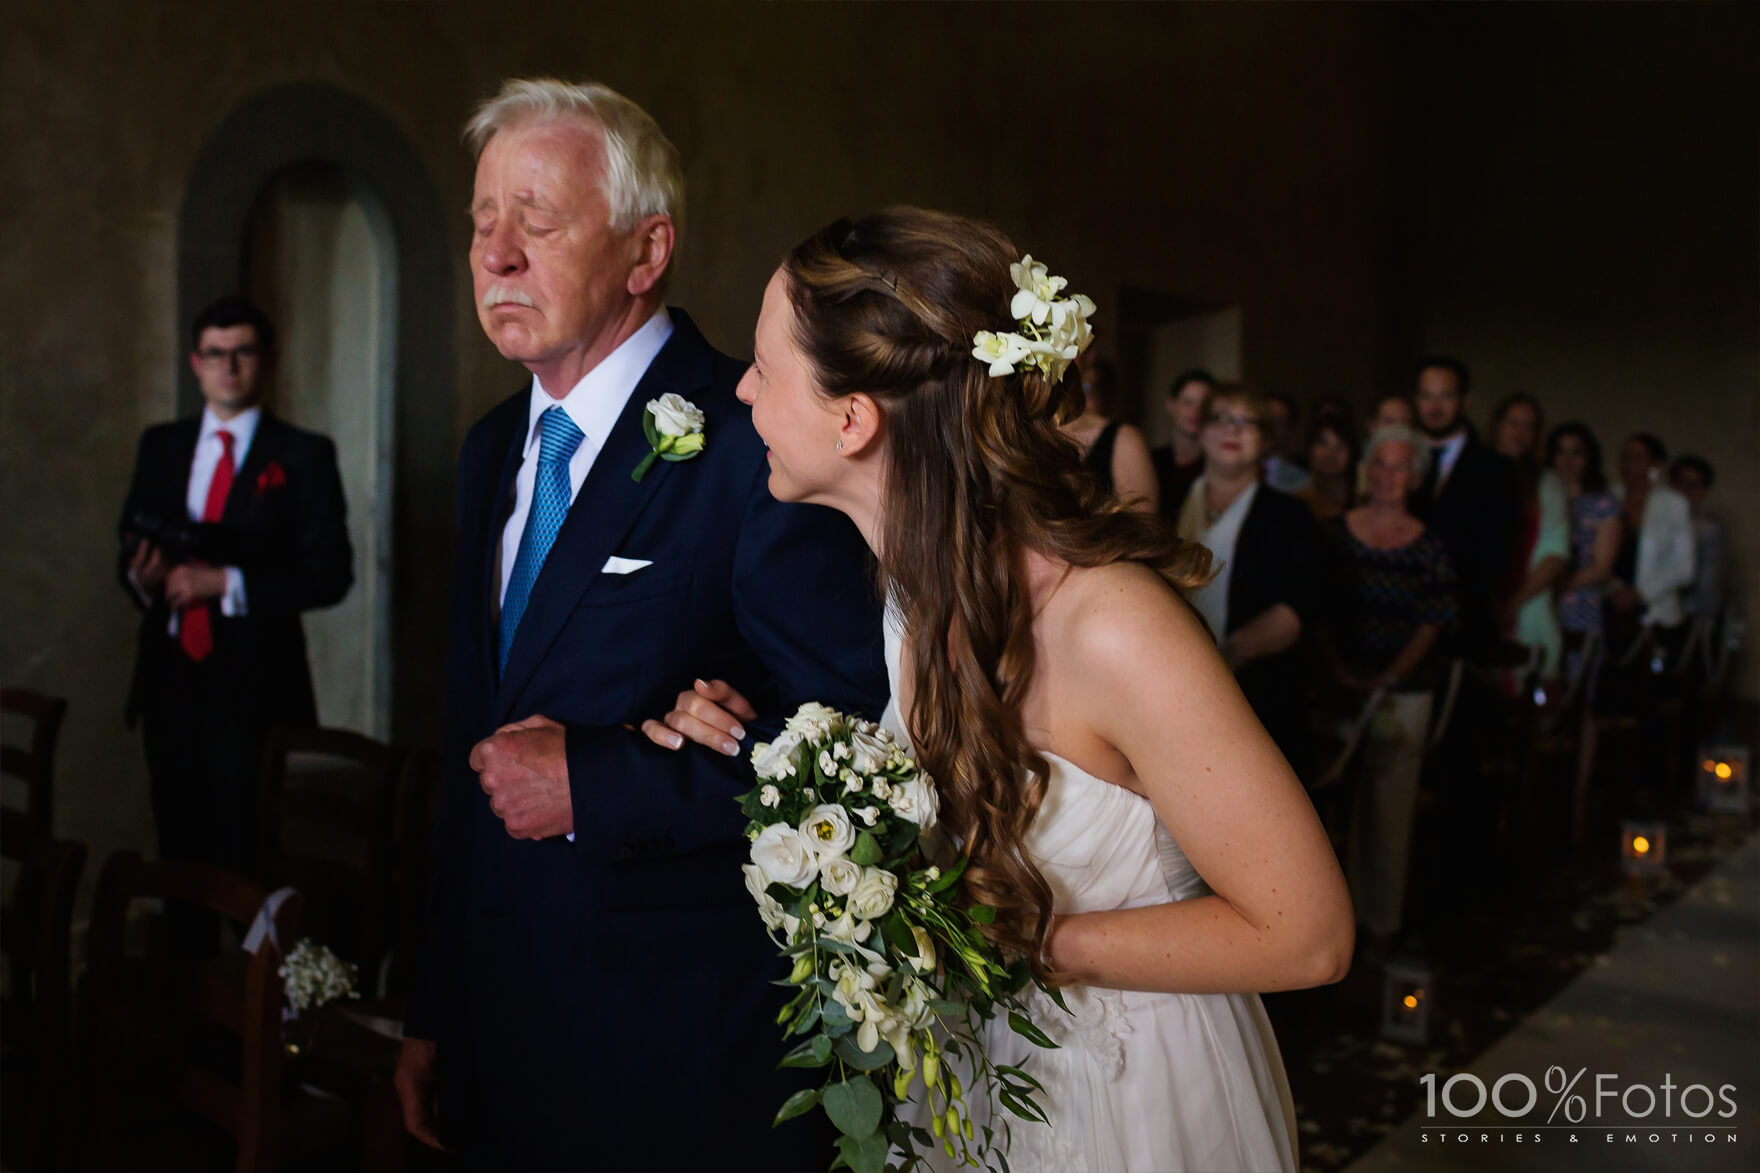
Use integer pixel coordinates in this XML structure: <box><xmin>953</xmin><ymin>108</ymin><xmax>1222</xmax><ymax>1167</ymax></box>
<box><xmin>1358</xmin><ymin>395</ymin><xmax>1413</xmax><ymax>498</ymax></box>
<box><xmin>1608</xmin><ymin>433</ymin><xmax>1695</xmax><ymax>645</ymax></box>
<box><xmin>1319</xmin><ymin>425</ymin><xmax>1457</xmax><ymax>956</ymax></box>
<box><xmin>1150</xmin><ymin>368</ymin><xmax>1214</xmax><ymax>518</ymax></box>
<box><xmin>394</xmin><ymin>79</ymin><xmax>887</xmax><ymax>1171</ymax></box>
<box><xmin>1369</xmin><ymin>394</ymin><xmax>1414</xmax><ymax>434</ymax></box>
<box><xmin>1407</xmin><ymin>356</ymin><xmax>1519</xmax><ymax>662</ymax></box>
<box><xmin>117</xmin><ymin>296</ymin><xmax>353</xmax><ymax>952</ymax></box>
<box><xmin>1177</xmin><ymin>387</ymin><xmax>1323</xmax><ymax>771</ymax></box>
<box><xmin>1062</xmin><ymin>357</ymin><xmax>1158</xmax><ymax>512</ymax></box>
<box><xmin>1669</xmin><ymin>455</ymin><xmax>1726</xmax><ymax>621</ymax></box>
<box><xmin>1548</xmin><ymin>422</ymin><xmax>1621</xmax><ymax>658</ymax></box>
<box><xmin>1489</xmin><ymin>393</ymin><xmax>1568</xmax><ymax>683</ymax></box>
<box><xmin>1294</xmin><ymin>409</ymin><xmax>1359</xmax><ymax>522</ymax></box>
<box><xmin>1261</xmin><ymin>391</ymin><xmax>1312</xmax><ymax>493</ymax></box>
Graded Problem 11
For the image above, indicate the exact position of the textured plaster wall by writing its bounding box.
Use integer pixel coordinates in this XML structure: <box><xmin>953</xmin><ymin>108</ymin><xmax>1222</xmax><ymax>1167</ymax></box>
<box><xmin>1409</xmin><ymin>5</ymin><xmax>1760</xmax><ymax>700</ymax></box>
<box><xmin>0</xmin><ymin>2</ymin><xmax>1399</xmax><ymax>901</ymax></box>
<box><xmin>1</xmin><ymin>2</ymin><xmax>1751</xmax><ymax>921</ymax></box>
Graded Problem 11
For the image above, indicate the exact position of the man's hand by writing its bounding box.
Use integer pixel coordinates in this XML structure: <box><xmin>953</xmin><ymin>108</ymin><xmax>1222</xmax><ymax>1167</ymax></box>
<box><xmin>165</xmin><ymin>564</ymin><xmax>229</xmax><ymax>609</ymax></box>
<box><xmin>128</xmin><ymin>540</ymin><xmax>170</xmax><ymax>595</ymax></box>
<box><xmin>394</xmin><ymin>1037</ymin><xmax>445</xmax><ymax>1151</ymax></box>
<box><xmin>470</xmin><ymin>714</ymin><xmax>573</xmax><ymax>839</ymax></box>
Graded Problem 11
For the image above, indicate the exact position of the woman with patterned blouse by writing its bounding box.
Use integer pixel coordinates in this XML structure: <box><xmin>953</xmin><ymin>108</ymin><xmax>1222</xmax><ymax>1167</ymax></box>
<box><xmin>1547</xmin><ymin>422</ymin><xmax>1622</xmax><ymax>659</ymax></box>
<box><xmin>1320</xmin><ymin>424</ymin><xmax>1459</xmax><ymax>957</ymax></box>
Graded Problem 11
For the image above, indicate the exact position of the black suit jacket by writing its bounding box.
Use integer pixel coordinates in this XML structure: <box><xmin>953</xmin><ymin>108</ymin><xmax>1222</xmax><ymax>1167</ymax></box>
<box><xmin>409</xmin><ymin>310</ymin><xmax>888</xmax><ymax>1170</ymax></box>
<box><xmin>117</xmin><ymin>412</ymin><xmax>353</xmax><ymax>725</ymax></box>
<box><xmin>1409</xmin><ymin>435</ymin><xmax>1519</xmax><ymax>659</ymax></box>
<box><xmin>1226</xmin><ymin>486</ymin><xmax>1321</xmax><ymax>771</ymax></box>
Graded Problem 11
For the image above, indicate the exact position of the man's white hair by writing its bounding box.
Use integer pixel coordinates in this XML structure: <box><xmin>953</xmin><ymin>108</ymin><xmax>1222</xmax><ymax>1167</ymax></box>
<box><xmin>1364</xmin><ymin>423</ymin><xmax>1432</xmax><ymax>484</ymax></box>
<box><xmin>465</xmin><ymin>78</ymin><xmax>685</xmax><ymax>238</ymax></box>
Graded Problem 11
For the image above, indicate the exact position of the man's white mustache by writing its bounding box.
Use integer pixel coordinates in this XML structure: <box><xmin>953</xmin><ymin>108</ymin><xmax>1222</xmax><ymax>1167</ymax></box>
<box><xmin>482</xmin><ymin>286</ymin><xmax>536</xmax><ymax>310</ymax></box>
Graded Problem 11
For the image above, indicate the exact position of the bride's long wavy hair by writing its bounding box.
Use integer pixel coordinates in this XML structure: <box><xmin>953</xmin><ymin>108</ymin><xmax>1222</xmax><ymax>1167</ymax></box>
<box><xmin>783</xmin><ymin>208</ymin><xmax>1212</xmax><ymax>979</ymax></box>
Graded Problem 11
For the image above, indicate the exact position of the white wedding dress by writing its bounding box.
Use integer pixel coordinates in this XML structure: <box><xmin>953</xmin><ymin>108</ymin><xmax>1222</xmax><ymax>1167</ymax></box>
<box><xmin>881</xmin><ymin>613</ymin><xmax>1299</xmax><ymax>1173</ymax></box>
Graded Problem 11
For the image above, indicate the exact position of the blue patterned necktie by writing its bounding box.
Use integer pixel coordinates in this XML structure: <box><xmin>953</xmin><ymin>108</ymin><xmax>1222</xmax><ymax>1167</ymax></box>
<box><xmin>499</xmin><ymin>405</ymin><xmax>586</xmax><ymax>675</ymax></box>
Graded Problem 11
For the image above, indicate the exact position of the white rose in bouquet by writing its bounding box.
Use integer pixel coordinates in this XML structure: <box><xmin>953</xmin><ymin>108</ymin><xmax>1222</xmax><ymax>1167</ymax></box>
<box><xmin>819</xmin><ymin>855</ymin><xmax>863</xmax><ymax>896</ymax></box>
<box><xmin>647</xmin><ymin>392</ymin><xmax>705</xmax><ymax>437</ymax></box>
<box><xmin>799</xmin><ymin>804</ymin><xmax>857</xmax><ymax>860</ymax></box>
<box><xmin>750</xmin><ymin>730</ymin><xmax>803</xmax><ymax>781</ymax></box>
<box><xmin>847</xmin><ymin>866</ymin><xmax>899</xmax><ymax>920</ymax></box>
<box><xmin>848</xmin><ymin>726</ymin><xmax>892</xmax><ymax>776</ymax></box>
<box><xmin>742</xmin><ymin>863</ymin><xmax>788</xmax><ymax>930</ymax></box>
<box><xmin>887</xmin><ymin>776</ymin><xmax>940</xmax><ymax>829</ymax></box>
<box><xmin>751</xmin><ymin>823</ymin><xmax>818</xmax><ymax>888</ymax></box>
<box><xmin>784</xmin><ymin>702</ymin><xmax>840</xmax><ymax>742</ymax></box>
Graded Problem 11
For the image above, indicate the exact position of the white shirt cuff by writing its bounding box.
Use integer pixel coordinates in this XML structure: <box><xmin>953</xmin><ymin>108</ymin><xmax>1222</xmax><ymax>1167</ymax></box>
<box><xmin>220</xmin><ymin>567</ymin><xmax>248</xmax><ymax>617</ymax></box>
<box><xmin>125</xmin><ymin>566</ymin><xmax>154</xmax><ymax>609</ymax></box>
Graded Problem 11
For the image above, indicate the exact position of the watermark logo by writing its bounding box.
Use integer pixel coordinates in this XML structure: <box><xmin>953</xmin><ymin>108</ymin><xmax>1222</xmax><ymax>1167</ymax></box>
<box><xmin>1418</xmin><ymin>1068</ymin><xmax>1739</xmax><ymax>1146</ymax></box>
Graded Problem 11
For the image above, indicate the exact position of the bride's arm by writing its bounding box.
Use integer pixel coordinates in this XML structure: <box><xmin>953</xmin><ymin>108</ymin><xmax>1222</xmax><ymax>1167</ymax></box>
<box><xmin>1044</xmin><ymin>566</ymin><xmax>1354</xmax><ymax>994</ymax></box>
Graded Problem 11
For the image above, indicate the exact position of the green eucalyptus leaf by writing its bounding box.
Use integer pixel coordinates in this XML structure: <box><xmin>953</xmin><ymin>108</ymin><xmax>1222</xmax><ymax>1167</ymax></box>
<box><xmin>1007</xmin><ymin>1011</ymin><xmax>1058</xmax><ymax>1050</ymax></box>
<box><xmin>926</xmin><ymin>998</ymin><xmax>967</xmax><ymax>1016</ymax></box>
<box><xmin>850</xmin><ymin>830</ymin><xmax>882</xmax><ymax>867</ymax></box>
<box><xmin>778</xmin><ymin>1034</ymin><xmax>835</xmax><ymax>1069</ymax></box>
<box><xmin>822</xmin><ymin>1077</ymin><xmax>883</xmax><ymax>1138</ymax></box>
<box><xmin>772</xmin><ymin>1086</ymin><xmax>820</xmax><ymax>1128</ymax></box>
<box><xmin>837</xmin><ymin>1131</ymin><xmax>890</xmax><ymax>1173</ymax></box>
<box><xmin>832</xmin><ymin>1032</ymin><xmax>895</xmax><ymax>1070</ymax></box>
<box><xmin>965</xmin><ymin>903</ymin><xmax>998</xmax><ymax>925</ymax></box>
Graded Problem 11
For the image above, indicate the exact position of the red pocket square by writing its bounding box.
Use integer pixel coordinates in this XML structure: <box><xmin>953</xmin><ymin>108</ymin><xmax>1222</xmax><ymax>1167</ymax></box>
<box><xmin>255</xmin><ymin>461</ymin><xmax>288</xmax><ymax>493</ymax></box>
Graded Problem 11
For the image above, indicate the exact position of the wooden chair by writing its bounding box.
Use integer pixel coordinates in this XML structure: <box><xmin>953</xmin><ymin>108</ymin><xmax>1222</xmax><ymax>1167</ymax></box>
<box><xmin>2</xmin><ymin>687</ymin><xmax>68</xmax><ymax>831</ymax></box>
<box><xmin>0</xmin><ymin>808</ymin><xmax>86</xmax><ymax>1171</ymax></box>
<box><xmin>385</xmin><ymin>747</ymin><xmax>442</xmax><ymax>998</ymax></box>
<box><xmin>80</xmin><ymin>852</ymin><xmax>357</xmax><ymax>1172</ymax></box>
<box><xmin>255</xmin><ymin>727</ymin><xmax>401</xmax><ymax>993</ymax></box>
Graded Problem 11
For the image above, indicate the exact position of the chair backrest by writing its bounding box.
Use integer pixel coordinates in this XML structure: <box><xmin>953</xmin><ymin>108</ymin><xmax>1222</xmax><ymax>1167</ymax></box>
<box><xmin>386</xmin><ymin>747</ymin><xmax>442</xmax><ymax>996</ymax></box>
<box><xmin>1</xmin><ymin>688</ymin><xmax>67</xmax><ymax>831</ymax></box>
<box><xmin>255</xmin><ymin>726</ymin><xmax>400</xmax><ymax>985</ymax></box>
<box><xmin>84</xmin><ymin>851</ymin><xmax>303</xmax><ymax>1173</ymax></box>
<box><xmin>0</xmin><ymin>808</ymin><xmax>85</xmax><ymax>1169</ymax></box>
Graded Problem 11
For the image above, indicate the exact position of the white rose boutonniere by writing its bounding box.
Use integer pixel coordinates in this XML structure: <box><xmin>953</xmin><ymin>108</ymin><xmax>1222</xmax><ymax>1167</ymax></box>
<box><xmin>632</xmin><ymin>393</ymin><xmax>707</xmax><ymax>482</ymax></box>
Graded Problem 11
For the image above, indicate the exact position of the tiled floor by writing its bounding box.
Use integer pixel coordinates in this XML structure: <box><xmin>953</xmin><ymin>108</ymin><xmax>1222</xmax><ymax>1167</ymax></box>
<box><xmin>1344</xmin><ymin>835</ymin><xmax>1759</xmax><ymax>1173</ymax></box>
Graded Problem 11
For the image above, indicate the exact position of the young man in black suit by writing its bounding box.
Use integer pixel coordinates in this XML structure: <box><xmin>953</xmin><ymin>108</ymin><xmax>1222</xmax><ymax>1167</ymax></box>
<box><xmin>1407</xmin><ymin>356</ymin><xmax>1520</xmax><ymax>662</ymax></box>
<box><xmin>118</xmin><ymin>296</ymin><xmax>353</xmax><ymax>927</ymax></box>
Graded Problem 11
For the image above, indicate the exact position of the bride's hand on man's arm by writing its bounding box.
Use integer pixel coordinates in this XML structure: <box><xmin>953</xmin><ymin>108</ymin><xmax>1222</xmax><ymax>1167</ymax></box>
<box><xmin>641</xmin><ymin>679</ymin><xmax>757</xmax><ymax>756</ymax></box>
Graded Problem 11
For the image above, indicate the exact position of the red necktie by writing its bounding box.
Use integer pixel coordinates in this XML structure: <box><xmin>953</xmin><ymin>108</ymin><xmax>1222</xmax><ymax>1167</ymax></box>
<box><xmin>178</xmin><ymin>430</ymin><xmax>234</xmax><ymax>662</ymax></box>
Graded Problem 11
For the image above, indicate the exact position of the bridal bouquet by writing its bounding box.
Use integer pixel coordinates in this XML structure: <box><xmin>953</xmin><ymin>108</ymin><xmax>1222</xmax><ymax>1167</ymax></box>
<box><xmin>740</xmin><ymin>703</ymin><xmax>1057</xmax><ymax>1173</ymax></box>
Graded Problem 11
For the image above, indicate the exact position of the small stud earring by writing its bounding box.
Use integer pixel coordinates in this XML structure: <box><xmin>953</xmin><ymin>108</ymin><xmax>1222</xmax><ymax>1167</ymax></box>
<box><xmin>836</xmin><ymin>440</ymin><xmax>844</xmax><ymax>451</ymax></box>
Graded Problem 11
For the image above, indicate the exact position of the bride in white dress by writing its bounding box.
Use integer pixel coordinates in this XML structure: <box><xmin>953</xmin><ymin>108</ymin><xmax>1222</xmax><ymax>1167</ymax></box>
<box><xmin>643</xmin><ymin>207</ymin><xmax>1353</xmax><ymax>1172</ymax></box>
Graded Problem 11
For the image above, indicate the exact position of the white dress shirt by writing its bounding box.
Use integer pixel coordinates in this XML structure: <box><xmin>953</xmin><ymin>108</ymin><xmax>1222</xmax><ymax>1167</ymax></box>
<box><xmin>499</xmin><ymin>309</ymin><xmax>674</xmax><ymax>606</ymax></box>
<box><xmin>1176</xmin><ymin>476</ymin><xmax>1259</xmax><ymax>640</ymax></box>
<box><xmin>1614</xmin><ymin>478</ymin><xmax>1696</xmax><ymax>628</ymax></box>
<box><xmin>133</xmin><ymin>406</ymin><xmax>256</xmax><ymax>625</ymax></box>
<box><xmin>1431</xmin><ymin>429</ymin><xmax>1469</xmax><ymax>492</ymax></box>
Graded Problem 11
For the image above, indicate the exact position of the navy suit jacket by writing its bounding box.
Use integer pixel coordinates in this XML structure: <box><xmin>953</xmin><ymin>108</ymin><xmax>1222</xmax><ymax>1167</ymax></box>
<box><xmin>408</xmin><ymin>311</ymin><xmax>888</xmax><ymax>1170</ymax></box>
<box><xmin>116</xmin><ymin>412</ymin><xmax>353</xmax><ymax>726</ymax></box>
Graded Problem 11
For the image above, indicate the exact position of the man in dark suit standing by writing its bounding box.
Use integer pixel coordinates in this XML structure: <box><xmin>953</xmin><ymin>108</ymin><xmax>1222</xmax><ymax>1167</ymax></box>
<box><xmin>1406</xmin><ymin>356</ymin><xmax>1519</xmax><ymax>662</ymax></box>
<box><xmin>118</xmin><ymin>296</ymin><xmax>353</xmax><ymax>933</ymax></box>
<box><xmin>393</xmin><ymin>80</ymin><xmax>887</xmax><ymax>1171</ymax></box>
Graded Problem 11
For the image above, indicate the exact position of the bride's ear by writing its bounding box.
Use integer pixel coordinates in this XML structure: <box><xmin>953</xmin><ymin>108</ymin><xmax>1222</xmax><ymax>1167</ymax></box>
<box><xmin>837</xmin><ymin>393</ymin><xmax>883</xmax><ymax>457</ymax></box>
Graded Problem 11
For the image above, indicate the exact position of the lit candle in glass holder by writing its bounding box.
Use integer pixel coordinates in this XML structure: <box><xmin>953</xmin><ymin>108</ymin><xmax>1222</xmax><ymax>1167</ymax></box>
<box><xmin>1696</xmin><ymin>746</ymin><xmax>1750</xmax><ymax>815</ymax></box>
<box><xmin>1620</xmin><ymin>821</ymin><xmax>1667</xmax><ymax>876</ymax></box>
<box><xmin>1380</xmin><ymin>959</ymin><xmax>1432</xmax><ymax>1045</ymax></box>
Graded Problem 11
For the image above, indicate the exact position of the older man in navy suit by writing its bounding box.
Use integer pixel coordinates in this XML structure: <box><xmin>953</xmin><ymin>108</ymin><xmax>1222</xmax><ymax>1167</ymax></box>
<box><xmin>394</xmin><ymin>79</ymin><xmax>887</xmax><ymax>1170</ymax></box>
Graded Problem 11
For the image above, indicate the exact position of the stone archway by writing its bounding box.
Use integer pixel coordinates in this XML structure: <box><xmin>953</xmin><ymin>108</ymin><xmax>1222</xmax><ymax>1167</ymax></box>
<box><xmin>178</xmin><ymin>82</ymin><xmax>453</xmax><ymax>746</ymax></box>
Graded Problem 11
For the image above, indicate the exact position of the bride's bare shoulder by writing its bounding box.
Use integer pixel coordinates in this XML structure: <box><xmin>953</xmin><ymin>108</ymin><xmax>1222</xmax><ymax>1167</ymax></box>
<box><xmin>1045</xmin><ymin>560</ymin><xmax>1213</xmax><ymax>667</ymax></box>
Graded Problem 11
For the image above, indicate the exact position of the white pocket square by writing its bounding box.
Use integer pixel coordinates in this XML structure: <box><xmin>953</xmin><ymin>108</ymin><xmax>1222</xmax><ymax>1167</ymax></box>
<box><xmin>601</xmin><ymin>556</ymin><xmax>653</xmax><ymax>575</ymax></box>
